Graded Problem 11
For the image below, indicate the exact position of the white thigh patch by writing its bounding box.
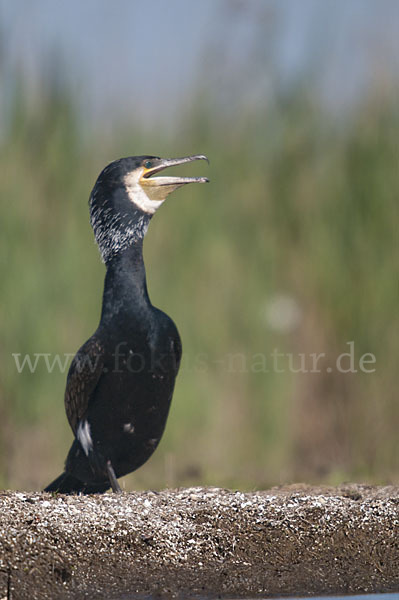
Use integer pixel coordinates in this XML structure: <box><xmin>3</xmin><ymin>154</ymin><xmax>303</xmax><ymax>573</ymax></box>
<box><xmin>77</xmin><ymin>419</ymin><xmax>93</xmax><ymax>456</ymax></box>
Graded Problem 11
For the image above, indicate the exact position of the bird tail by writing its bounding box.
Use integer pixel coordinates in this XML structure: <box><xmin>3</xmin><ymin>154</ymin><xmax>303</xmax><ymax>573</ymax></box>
<box><xmin>44</xmin><ymin>471</ymin><xmax>110</xmax><ymax>494</ymax></box>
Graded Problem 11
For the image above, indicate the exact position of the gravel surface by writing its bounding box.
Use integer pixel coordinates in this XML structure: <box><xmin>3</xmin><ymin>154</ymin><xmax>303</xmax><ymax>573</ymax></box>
<box><xmin>0</xmin><ymin>484</ymin><xmax>398</xmax><ymax>599</ymax></box>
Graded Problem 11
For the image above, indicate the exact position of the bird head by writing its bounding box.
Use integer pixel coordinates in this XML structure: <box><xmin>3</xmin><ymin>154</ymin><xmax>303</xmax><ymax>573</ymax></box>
<box><xmin>89</xmin><ymin>154</ymin><xmax>209</xmax><ymax>263</ymax></box>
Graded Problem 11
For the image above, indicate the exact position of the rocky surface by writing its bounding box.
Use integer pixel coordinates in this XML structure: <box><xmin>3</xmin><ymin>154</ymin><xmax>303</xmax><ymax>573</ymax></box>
<box><xmin>0</xmin><ymin>484</ymin><xmax>398</xmax><ymax>599</ymax></box>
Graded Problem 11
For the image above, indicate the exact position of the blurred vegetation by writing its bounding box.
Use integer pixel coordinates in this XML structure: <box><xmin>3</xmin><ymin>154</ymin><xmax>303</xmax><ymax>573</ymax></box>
<box><xmin>0</xmin><ymin>44</ymin><xmax>398</xmax><ymax>491</ymax></box>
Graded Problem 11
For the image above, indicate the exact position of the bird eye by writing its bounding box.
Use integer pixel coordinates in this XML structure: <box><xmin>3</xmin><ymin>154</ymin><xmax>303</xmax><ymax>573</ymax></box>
<box><xmin>144</xmin><ymin>161</ymin><xmax>152</xmax><ymax>169</ymax></box>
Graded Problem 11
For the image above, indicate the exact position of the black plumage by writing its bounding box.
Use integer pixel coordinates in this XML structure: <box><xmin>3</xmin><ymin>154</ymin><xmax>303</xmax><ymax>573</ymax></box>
<box><xmin>45</xmin><ymin>154</ymin><xmax>208</xmax><ymax>493</ymax></box>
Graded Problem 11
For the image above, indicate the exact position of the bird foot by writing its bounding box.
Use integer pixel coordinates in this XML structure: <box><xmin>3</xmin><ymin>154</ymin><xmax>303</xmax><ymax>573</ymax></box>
<box><xmin>106</xmin><ymin>460</ymin><xmax>122</xmax><ymax>493</ymax></box>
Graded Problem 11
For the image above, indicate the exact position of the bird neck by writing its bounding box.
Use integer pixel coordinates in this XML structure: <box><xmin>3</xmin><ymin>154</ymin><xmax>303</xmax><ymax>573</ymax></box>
<box><xmin>100</xmin><ymin>238</ymin><xmax>151</xmax><ymax>325</ymax></box>
<box><xmin>90</xmin><ymin>196</ymin><xmax>151</xmax><ymax>264</ymax></box>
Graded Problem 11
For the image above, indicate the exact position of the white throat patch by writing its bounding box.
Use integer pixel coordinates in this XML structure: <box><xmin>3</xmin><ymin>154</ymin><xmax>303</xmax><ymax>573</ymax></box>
<box><xmin>124</xmin><ymin>168</ymin><xmax>165</xmax><ymax>215</ymax></box>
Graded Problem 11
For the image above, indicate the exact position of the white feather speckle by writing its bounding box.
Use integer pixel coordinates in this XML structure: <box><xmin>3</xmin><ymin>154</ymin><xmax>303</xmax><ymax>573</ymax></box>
<box><xmin>123</xmin><ymin>423</ymin><xmax>135</xmax><ymax>434</ymax></box>
<box><xmin>90</xmin><ymin>202</ymin><xmax>149</xmax><ymax>264</ymax></box>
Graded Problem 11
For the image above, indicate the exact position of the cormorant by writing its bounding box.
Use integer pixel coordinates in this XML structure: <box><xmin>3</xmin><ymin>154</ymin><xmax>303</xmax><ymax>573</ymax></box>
<box><xmin>45</xmin><ymin>154</ymin><xmax>209</xmax><ymax>493</ymax></box>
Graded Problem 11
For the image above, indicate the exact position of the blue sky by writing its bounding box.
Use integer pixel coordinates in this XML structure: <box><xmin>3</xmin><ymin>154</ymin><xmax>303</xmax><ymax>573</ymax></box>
<box><xmin>1</xmin><ymin>0</ymin><xmax>398</xmax><ymax>127</ymax></box>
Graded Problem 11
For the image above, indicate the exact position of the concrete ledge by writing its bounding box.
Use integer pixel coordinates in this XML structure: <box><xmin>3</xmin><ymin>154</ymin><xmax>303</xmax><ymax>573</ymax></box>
<box><xmin>0</xmin><ymin>485</ymin><xmax>398</xmax><ymax>599</ymax></box>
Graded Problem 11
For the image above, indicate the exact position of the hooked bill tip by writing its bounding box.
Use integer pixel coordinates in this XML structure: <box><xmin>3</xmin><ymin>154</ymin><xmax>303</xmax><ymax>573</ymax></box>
<box><xmin>196</xmin><ymin>154</ymin><xmax>209</xmax><ymax>165</ymax></box>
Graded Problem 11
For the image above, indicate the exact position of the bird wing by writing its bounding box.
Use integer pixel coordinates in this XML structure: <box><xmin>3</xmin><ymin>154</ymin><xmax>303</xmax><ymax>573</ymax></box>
<box><xmin>172</xmin><ymin>334</ymin><xmax>182</xmax><ymax>373</ymax></box>
<box><xmin>64</xmin><ymin>335</ymin><xmax>105</xmax><ymax>434</ymax></box>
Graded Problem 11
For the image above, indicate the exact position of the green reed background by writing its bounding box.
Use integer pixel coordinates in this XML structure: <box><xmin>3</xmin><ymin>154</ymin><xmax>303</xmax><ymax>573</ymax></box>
<box><xmin>1</xmin><ymin>50</ymin><xmax>398</xmax><ymax>491</ymax></box>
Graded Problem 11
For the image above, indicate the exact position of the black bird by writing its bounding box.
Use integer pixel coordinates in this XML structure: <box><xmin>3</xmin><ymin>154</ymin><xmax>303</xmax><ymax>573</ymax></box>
<box><xmin>45</xmin><ymin>154</ymin><xmax>209</xmax><ymax>493</ymax></box>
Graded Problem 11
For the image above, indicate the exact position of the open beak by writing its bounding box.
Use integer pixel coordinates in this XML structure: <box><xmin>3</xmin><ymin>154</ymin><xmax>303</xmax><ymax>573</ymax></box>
<box><xmin>140</xmin><ymin>154</ymin><xmax>209</xmax><ymax>201</ymax></box>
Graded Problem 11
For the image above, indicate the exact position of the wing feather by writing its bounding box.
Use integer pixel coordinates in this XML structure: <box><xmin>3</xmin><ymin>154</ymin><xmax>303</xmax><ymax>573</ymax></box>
<box><xmin>64</xmin><ymin>335</ymin><xmax>105</xmax><ymax>433</ymax></box>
